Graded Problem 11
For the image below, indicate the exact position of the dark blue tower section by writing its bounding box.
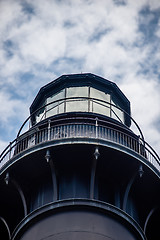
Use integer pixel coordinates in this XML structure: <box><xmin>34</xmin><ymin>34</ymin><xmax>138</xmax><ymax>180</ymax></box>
<box><xmin>0</xmin><ymin>73</ymin><xmax>159</xmax><ymax>240</ymax></box>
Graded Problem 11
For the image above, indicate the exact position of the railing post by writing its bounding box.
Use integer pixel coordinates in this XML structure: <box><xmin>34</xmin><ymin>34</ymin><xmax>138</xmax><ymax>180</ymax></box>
<box><xmin>95</xmin><ymin>118</ymin><xmax>98</xmax><ymax>138</ymax></box>
<box><xmin>48</xmin><ymin>120</ymin><xmax>51</xmax><ymax>141</ymax></box>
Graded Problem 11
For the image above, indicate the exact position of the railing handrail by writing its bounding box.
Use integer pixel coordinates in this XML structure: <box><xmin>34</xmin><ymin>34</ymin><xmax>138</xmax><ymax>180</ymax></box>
<box><xmin>16</xmin><ymin>97</ymin><xmax>144</xmax><ymax>140</ymax></box>
<box><xmin>0</xmin><ymin>139</ymin><xmax>16</xmax><ymax>160</ymax></box>
<box><xmin>143</xmin><ymin>140</ymin><xmax>160</xmax><ymax>162</ymax></box>
<box><xmin>0</xmin><ymin>121</ymin><xmax>159</xmax><ymax>173</ymax></box>
<box><xmin>39</xmin><ymin>98</ymin><xmax>124</xmax><ymax>125</ymax></box>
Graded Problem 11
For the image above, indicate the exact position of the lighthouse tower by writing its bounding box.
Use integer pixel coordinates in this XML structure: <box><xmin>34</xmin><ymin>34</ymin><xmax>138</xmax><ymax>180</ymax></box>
<box><xmin>0</xmin><ymin>73</ymin><xmax>159</xmax><ymax>240</ymax></box>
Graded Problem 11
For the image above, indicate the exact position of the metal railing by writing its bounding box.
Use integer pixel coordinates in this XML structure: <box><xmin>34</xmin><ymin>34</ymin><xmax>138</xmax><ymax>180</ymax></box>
<box><xmin>0</xmin><ymin>122</ymin><xmax>160</xmax><ymax>172</ymax></box>
<box><xmin>17</xmin><ymin>97</ymin><xmax>144</xmax><ymax>140</ymax></box>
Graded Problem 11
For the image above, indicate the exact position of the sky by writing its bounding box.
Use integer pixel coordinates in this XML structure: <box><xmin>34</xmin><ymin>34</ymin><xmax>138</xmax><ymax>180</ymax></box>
<box><xmin>0</xmin><ymin>0</ymin><xmax>160</xmax><ymax>156</ymax></box>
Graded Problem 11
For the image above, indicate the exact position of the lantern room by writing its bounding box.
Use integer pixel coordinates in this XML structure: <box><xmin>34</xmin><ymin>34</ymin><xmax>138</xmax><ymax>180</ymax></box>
<box><xmin>30</xmin><ymin>73</ymin><xmax>131</xmax><ymax>127</ymax></box>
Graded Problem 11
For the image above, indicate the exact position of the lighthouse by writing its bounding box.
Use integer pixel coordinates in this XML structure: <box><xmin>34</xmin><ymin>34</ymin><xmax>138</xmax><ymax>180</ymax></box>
<box><xmin>0</xmin><ymin>73</ymin><xmax>159</xmax><ymax>240</ymax></box>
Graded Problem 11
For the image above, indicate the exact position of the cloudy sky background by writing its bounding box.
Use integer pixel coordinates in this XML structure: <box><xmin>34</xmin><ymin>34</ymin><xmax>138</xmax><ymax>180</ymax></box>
<box><xmin>0</xmin><ymin>0</ymin><xmax>160</xmax><ymax>156</ymax></box>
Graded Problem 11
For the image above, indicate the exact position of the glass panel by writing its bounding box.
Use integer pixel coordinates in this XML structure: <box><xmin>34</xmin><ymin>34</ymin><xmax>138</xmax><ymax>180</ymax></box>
<box><xmin>66</xmin><ymin>87</ymin><xmax>89</xmax><ymax>112</ymax></box>
<box><xmin>90</xmin><ymin>88</ymin><xmax>110</xmax><ymax>116</ymax></box>
<box><xmin>111</xmin><ymin>99</ymin><xmax>124</xmax><ymax>123</ymax></box>
<box><xmin>46</xmin><ymin>89</ymin><xmax>65</xmax><ymax>117</ymax></box>
<box><xmin>35</xmin><ymin>106</ymin><xmax>45</xmax><ymax>123</ymax></box>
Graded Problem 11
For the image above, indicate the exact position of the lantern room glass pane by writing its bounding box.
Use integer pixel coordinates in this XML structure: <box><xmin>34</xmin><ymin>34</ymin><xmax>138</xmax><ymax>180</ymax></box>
<box><xmin>66</xmin><ymin>87</ymin><xmax>89</xmax><ymax>112</ymax></box>
<box><xmin>111</xmin><ymin>99</ymin><xmax>124</xmax><ymax>123</ymax></box>
<box><xmin>90</xmin><ymin>88</ymin><xmax>110</xmax><ymax>116</ymax></box>
<box><xmin>46</xmin><ymin>89</ymin><xmax>65</xmax><ymax>117</ymax></box>
<box><xmin>35</xmin><ymin>105</ymin><xmax>45</xmax><ymax>123</ymax></box>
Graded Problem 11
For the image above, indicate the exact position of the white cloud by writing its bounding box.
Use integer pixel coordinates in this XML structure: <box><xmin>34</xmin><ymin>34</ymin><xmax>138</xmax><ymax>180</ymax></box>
<box><xmin>0</xmin><ymin>88</ymin><xmax>29</xmax><ymax>128</ymax></box>
<box><xmin>0</xmin><ymin>139</ymin><xmax>9</xmax><ymax>155</ymax></box>
<box><xmin>147</xmin><ymin>0</ymin><xmax>160</xmax><ymax>10</ymax></box>
<box><xmin>0</xmin><ymin>0</ymin><xmax>22</xmax><ymax>34</ymax></box>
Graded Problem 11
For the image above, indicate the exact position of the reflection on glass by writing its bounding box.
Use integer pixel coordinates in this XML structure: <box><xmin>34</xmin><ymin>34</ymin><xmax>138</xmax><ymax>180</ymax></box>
<box><xmin>90</xmin><ymin>88</ymin><xmax>110</xmax><ymax>116</ymax></box>
<box><xmin>46</xmin><ymin>89</ymin><xmax>65</xmax><ymax>117</ymax></box>
<box><xmin>111</xmin><ymin>100</ymin><xmax>124</xmax><ymax>123</ymax></box>
<box><xmin>66</xmin><ymin>87</ymin><xmax>88</xmax><ymax>112</ymax></box>
<box><xmin>36</xmin><ymin>106</ymin><xmax>45</xmax><ymax>123</ymax></box>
